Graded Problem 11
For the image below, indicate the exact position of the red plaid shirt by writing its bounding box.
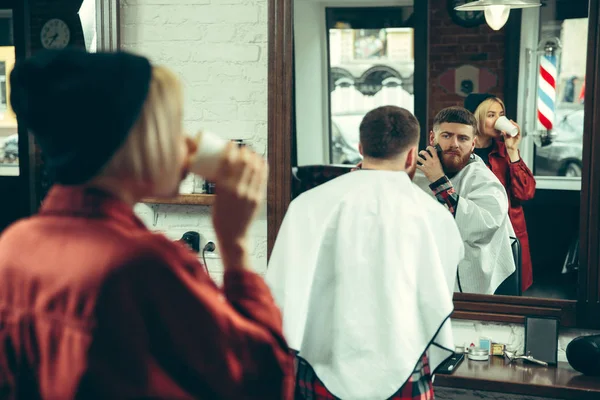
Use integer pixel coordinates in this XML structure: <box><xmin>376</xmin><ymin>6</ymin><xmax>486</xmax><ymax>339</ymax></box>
<box><xmin>295</xmin><ymin>353</ymin><xmax>434</xmax><ymax>400</ymax></box>
<box><xmin>428</xmin><ymin>176</ymin><xmax>458</xmax><ymax>217</ymax></box>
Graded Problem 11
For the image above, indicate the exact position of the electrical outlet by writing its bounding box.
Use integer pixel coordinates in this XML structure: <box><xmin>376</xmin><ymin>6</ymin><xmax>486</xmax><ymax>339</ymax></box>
<box><xmin>203</xmin><ymin>238</ymin><xmax>219</xmax><ymax>259</ymax></box>
<box><xmin>180</xmin><ymin>231</ymin><xmax>200</xmax><ymax>253</ymax></box>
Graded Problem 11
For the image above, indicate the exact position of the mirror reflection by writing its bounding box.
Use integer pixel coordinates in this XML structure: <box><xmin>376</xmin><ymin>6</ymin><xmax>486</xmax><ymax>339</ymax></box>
<box><xmin>0</xmin><ymin>9</ymin><xmax>16</xmax><ymax>177</ymax></box>
<box><xmin>295</xmin><ymin>3</ymin><xmax>415</xmax><ymax>166</ymax></box>
<box><xmin>292</xmin><ymin>0</ymin><xmax>589</xmax><ymax>299</ymax></box>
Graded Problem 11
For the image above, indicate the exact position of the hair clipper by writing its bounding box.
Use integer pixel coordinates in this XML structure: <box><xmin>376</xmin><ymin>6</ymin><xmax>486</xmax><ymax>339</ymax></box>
<box><xmin>417</xmin><ymin>144</ymin><xmax>442</xmax><ymax>165</ymax></box>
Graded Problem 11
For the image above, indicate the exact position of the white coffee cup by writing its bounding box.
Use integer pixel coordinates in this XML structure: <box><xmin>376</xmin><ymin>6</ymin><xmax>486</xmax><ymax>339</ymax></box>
<box><xmin>494</xmin><ymin>116</ymin><xmax>519</xmax><ymax>137</ymax></box>
<box><xmin>188</xmin><ymin>130</ymin><xmax>228</xmax><ymax>181</ymax></box>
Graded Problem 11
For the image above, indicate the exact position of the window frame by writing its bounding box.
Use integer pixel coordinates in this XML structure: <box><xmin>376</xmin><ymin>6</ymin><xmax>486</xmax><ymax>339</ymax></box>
<box><xmin>517</xmin><ymin>6</ymin><xmax>585</xmax><ymax>191</ymax></box>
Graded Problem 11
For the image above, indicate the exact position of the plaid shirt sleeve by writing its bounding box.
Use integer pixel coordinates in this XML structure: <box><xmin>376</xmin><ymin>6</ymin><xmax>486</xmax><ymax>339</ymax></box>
<box><xmin>429</xmin><ymin>176</ymin><xmax>459</xmax><ymax>217</ymax></box>
<box><xmin>295</xmin><ymin>354</ymin><xmax>434</xmax><ymax>400</ymax></box>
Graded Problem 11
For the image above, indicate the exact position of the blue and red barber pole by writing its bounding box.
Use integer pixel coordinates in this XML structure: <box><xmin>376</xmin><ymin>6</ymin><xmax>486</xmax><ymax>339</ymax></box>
<box><xmin>537</xmin><ymin>53</ymin><xmax>557</xmax><ymax>131</ymax></box>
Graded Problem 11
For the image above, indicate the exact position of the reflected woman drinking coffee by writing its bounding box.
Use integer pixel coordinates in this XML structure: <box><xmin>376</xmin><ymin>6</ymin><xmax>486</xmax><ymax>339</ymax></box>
<box><xmin>465</xmin><ymin>93</ymin><xmax>536</xmax><ymax>293</ymax></box>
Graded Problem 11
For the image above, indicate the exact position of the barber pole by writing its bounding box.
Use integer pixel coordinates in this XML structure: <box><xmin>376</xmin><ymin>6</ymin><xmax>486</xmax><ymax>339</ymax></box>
<box><xmin>537</xmin><ymin>52</ymin><xmax>558</xmax><ymax>131</ymax></box>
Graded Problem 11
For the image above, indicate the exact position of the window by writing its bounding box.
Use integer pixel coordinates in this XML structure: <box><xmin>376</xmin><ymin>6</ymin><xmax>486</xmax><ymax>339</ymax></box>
<box><xmin>327</xmin><ymin>7</ymin><xmax>415</xmax><ymax>164</ymax></box>
<box><xmin>517</xmin><ymin>0</ymin><xmax>588</xmax><ymax>190</ymax></box>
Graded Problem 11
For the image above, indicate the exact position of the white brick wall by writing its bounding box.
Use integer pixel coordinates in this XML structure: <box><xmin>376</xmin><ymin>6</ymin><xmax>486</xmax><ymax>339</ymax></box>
<box><xmin>120</xmin><ymin>0</ymin><xmax>269</xmax><ymax>283</ymax></box>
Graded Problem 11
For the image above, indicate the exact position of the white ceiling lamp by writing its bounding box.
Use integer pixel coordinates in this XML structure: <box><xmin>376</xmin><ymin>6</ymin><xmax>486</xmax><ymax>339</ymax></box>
<box><xmin>484</xmin><ymin>6</ymin><xmax>511</xmax><ymax>30</ymax></box>
<box><xmin>455</xmin><ymin>0</ymin><xmax>541</xmax><ymax>31</ymax></box>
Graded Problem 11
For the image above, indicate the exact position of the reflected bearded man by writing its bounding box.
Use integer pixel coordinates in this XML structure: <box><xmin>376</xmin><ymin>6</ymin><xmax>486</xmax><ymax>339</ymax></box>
<box><xmin>266</xmin><ymin>105</ymin><xmax>465</xmax><ymax>400</ymax></box>
<box><xmin>413</xmin><ymin>106</ymin><xmax>516</xmax><ymax>295</ymax></box>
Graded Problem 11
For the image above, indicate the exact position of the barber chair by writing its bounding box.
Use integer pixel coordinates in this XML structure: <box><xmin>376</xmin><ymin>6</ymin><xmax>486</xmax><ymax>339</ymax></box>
<box><xmin>494</xmin><ymin>236</ymin><xmax>522</xmax><ymax>296</ymax></box>
<box><xmin>292</xmin><ymin>165</ymin><xmax>354</xmax><ymax>198</ymax></box>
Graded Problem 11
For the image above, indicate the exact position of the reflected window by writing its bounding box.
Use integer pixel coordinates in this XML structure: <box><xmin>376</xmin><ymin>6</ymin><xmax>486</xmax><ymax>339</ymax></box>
<box><xmin>326</xmin><ymin>7</ymin><xmax>415</xmax><ymax>165</ymax></box>
<box><xmin>0</xmin><ymin>9</ymin><xmax>17</xmax><ymax>177</ymax></box>
<box><xmin>533</xmin><ymin>17</ymin><xmax>587</xmax><ymax>178</ymax></box>
<box><xmin>519</xmin><ymin>0</ymin><xmax>588</xmax><ymax>189</ymax></box>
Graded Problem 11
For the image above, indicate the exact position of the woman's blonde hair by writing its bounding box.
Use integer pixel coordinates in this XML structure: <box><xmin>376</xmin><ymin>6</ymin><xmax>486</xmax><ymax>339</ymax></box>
<box><xmin>473</xmin><ymin>97</ymin><xmax>505</xmax><ymax>136</ymax></box>
<box><xmin>100</xmin><ymin>66</ymin><xmax>184</xmax><ymax>192</ymax></box>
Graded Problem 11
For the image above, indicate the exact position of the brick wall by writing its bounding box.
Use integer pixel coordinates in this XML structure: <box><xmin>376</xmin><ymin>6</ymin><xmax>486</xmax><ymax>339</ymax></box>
<box><xmin>428</xmin><ymin>0</ymin><xmax>506</xmax><ymax>129</ymax></box>
<box><xmin>120</xmin><ymin>0</ymin><xmax>269</xmax><ymax>283</ymax></box>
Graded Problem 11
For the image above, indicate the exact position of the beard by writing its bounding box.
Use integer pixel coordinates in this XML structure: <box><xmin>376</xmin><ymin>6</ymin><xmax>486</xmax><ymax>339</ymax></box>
<box><xmin>439</xmin><ymin>148</ymin><xmax>470</xmax><ymax>177</ymax></box>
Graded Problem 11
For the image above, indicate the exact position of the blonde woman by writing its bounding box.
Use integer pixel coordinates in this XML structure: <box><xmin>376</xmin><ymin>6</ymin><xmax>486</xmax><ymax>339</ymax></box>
<box><xmin>0</xmin><ymin>49</ymin><xmax>293</xmax><ymax>399</ymax></box>
<box><xmin>464</xmin><ymin>93</ymin><xmax>536</xmax><ymax>293</ymax></box>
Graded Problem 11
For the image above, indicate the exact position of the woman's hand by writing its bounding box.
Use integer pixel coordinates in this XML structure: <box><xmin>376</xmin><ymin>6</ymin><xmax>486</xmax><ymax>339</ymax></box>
<box><xmin>503</xmin><ymin>120</ymin><xmax>522</xmax><ymax>162</ymax></box>
<box><xmin>212</xmin><ymin>142</ymin><xmax>268</xmax><ymax>270</ymax></box>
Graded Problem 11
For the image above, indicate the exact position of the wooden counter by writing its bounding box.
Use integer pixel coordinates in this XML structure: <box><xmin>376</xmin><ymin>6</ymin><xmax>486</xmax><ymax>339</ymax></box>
<box><xmin>433</xmin><ymin>355</ymin><xmax>600</xmax><ymax>399</ymax></box>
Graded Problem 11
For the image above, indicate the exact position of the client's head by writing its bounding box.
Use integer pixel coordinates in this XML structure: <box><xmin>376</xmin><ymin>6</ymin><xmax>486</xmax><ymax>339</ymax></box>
<box><xmin>10</xmin><ymin>48</ymin><xmax>195</xmax><ymax>203</ymax></box>
<box><xmin>430</xmin><ymin>106</ymin><xmax>477</xmax><ymax>175</ymax></box>
<box><xmin>359</xmin><ymin>105</ymin><xmax>420</xmax><ymax>178</ymax></box>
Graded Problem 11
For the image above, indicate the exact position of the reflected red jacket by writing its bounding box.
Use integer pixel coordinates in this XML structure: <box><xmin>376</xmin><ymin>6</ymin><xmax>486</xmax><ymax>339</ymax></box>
<box><xmin>0</xmin><ymin>186</ymin><xmax>294</xmax><ymax>400</ymax></box>
<box><xmin>486</xmin><ymin>140</ymin><xmax>536</xmax><ymax>291</ymax></box>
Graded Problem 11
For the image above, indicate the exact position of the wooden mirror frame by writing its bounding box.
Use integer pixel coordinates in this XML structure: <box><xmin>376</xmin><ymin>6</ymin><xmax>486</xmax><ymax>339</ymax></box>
<box><xmin>267</xmin><ymin>0</ymin><xmax>600</xmax><ymax>329</ymax></box>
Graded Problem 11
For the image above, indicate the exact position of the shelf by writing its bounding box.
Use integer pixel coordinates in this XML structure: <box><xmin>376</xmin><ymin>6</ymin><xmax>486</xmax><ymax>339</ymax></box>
<box><xmin>141</xmin><ymin>194</ymin><xmax>215</xmax><ymax>206</ymax></box>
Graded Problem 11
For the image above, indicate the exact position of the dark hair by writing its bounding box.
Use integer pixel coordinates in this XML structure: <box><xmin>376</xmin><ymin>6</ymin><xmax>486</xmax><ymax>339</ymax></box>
<box><xmin>432</xmin><ymin>106</ymin><xmax>477</xmax><ymax>136</ymax></box>
<box><xmin>359</xmin><ymin>106</ymin><xmax>420</xmax><ymax>159</ymax></box>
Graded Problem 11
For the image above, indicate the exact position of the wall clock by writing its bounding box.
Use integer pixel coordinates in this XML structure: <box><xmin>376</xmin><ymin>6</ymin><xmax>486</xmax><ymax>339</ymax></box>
<box><xmin>448</xmin><ymin>0</ymin><xmax>486</xmax><ymax>28</ymax></box>
<box><xmin>41</xmin><ymin>18</ymin><xmax>71</xmax><ymax>49</ymax></box>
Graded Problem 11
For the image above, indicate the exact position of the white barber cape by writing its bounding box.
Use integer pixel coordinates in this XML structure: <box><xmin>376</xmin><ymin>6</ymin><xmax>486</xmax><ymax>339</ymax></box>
<box><xmin>266</xmin><ymin>170</ymin><xmax>464</xmax><ymax>400</ymax></box>
<box><xmin>413</xmin><ymin>155</ymin><xmax>516</xmax><ymax>295</ymax></box>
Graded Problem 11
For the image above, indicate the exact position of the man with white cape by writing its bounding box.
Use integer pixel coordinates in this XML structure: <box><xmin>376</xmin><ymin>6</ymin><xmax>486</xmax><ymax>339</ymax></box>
<box><xmin>266</xmin><ymin>106</ymin><xmax>464</xmax><ymax>400</ymax></box>
<box><xmin>413</xmin><ymin>106</ymin><xmax>516</xmax><ymax>295</ymax></box>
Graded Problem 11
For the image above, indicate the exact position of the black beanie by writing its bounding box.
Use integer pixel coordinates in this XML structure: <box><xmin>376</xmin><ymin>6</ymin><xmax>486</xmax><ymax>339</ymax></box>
<box><xmin>10</xmin><ymin>48</ymin><xmax>152</xmax><ymax>185</ymax></box>
<box><xmin>464</xmin><ymin>93</ymin><xmax>496</xmax><ymax>114</ymax></box>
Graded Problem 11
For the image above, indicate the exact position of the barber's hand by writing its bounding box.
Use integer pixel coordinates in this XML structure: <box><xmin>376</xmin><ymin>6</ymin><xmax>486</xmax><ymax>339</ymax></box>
<box><xmin>503</xmin><ymin>120</ymin><xmax>522</xmax><ymax>162</ymax></box>
<box><xmin>416</xmin><ymin>146</ymin><xmax>445</xmax><ymax>183</ymax></box>
<box><xmin>212</xmin><ymin>142</ymin><xmax>268</xmax><ymax>270</ymax></box>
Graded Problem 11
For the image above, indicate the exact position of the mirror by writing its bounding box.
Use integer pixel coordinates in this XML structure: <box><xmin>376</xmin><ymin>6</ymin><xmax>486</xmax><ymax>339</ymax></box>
<box><xmin>290</xmin><ymin>0</ymin><xmax>591</xmax><ymax>300</ymax></box>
